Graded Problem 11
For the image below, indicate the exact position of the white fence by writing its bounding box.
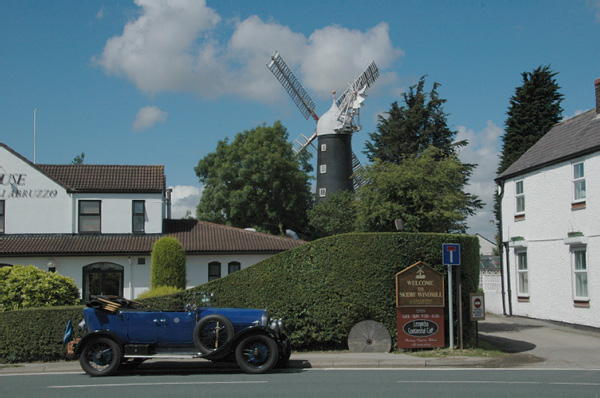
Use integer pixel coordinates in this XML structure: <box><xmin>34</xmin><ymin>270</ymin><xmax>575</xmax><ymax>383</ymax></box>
<box><xmin>479</xmin><ymin>270</ymin><xmax>504</xmax><ymax>315</ymax></box>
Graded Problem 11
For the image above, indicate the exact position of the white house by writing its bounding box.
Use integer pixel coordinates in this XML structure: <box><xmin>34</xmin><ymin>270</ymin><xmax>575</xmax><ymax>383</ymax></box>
<box><xmin>0</xmin><ymin>143</ymin><xmax>305</xmax><ymax>301</ymax></box>
<box><xmin>495</xmin><ymin>78</ymin><xmax>600</xmax><ymax>328</ymax></box>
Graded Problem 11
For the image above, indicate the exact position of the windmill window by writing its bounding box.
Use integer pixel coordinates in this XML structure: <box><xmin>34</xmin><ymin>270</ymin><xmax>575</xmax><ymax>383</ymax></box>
<box><xmin>319</xmin><ymin>188</ymin><xmax>326</xmax><ymax>197</ymax></box>
<box><xmin>321</xmin><ymin>144</ymin><xmax>326</xmax><ymax>152</ymax></box>
<box><xmin>320</xmin><ymin>164</ymin><xmax>327</xmax><ymax>174</ymax></box>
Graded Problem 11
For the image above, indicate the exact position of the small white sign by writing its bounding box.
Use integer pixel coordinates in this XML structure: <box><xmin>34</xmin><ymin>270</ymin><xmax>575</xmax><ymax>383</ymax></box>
<box><xmin>470</xmin><ymin>293</ymin><xmax>485</xmax><ymax>321</ymax></box>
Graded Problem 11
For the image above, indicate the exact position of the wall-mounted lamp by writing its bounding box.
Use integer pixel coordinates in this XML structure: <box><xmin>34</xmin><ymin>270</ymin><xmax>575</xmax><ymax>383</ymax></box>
<box><xmin>47</xmin><ymin>259</ymin><xmax>57</xmax><ymax>272</ymax></box>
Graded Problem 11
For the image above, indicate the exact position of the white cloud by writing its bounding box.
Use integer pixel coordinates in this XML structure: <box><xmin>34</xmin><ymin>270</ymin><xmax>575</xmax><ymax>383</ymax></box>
<box><xmin>132</xmin><ymin>105</ymin><xmax>168</xmax><ymax>131</ymax></box>
<box><xmin>94</xmin><ymin>1</ymin><xmax>403</xmax><ymax>102</ymax></box>
<box><xmin>169</xmin><ymin>185</ymin><xmax>203</xmax><ymax>219</ymax></box>
<box><xmin>593</xmin><ymin>0</ymin><xmax>600</xmax><ymax>22</ymax></box>
<box><xmin>96</xmin><ymin>7</ymin><xmax>104</xmax><ymax>20</ymax></box>
<box><xmin>456</xmin><ymin>121</ymin><xmax>503</xmax><ymax>240</ymax></box>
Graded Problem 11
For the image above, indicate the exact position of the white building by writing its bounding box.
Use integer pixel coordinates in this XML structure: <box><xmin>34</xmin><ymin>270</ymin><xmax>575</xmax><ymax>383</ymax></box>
<box><xmin>0</xmin><ymin>143</ymin><xmax>305</xmax><ymax>301</ymax></box>
<box><xmin>495</xmin><ymin>78</ymin><xmax>600</xmax><ymax>328</ymax></box>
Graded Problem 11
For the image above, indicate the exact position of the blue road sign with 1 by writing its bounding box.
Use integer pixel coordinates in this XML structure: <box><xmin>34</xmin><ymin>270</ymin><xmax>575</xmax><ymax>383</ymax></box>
<box><xmin>443</xmin><ymin>243</ymin><xmax>460</xmax><ymax>265</ymax></box>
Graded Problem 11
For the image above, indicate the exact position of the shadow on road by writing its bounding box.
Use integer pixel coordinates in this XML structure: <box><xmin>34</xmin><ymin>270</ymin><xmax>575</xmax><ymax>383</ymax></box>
<box><xmin>479</xmin><ymin>321</ymin><xmax>544</xmax><ymax>334</ymax></box>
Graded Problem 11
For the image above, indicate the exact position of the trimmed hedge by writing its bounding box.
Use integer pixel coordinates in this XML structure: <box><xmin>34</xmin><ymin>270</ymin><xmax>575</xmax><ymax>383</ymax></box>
<box><xmin>0</xmin><ymin>232</ymin><xmax>479</xmax><ymax>362</ymax></box>
<box><xmin>143</xmin><ymin>232</ymin><xmax>480</xmax><ymax>350</ymax></box>
<box><xmin>0</xmin><ymin>306</ymin><xmax>84</xmax><ymax>363</ymax></box>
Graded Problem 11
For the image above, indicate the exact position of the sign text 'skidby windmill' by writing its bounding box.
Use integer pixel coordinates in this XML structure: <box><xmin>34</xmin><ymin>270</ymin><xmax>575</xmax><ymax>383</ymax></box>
<box><xmin>267</xmin><ymin>52</ymin><xmax>378</xmax><ymax>200</ymax></box>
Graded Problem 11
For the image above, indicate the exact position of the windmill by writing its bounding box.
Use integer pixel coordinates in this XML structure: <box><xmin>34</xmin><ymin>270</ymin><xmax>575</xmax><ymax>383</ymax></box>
<box><xmin>266</xmin><ymin>51</ymin><xmax>378</xmax><ymax>200</ymax></box>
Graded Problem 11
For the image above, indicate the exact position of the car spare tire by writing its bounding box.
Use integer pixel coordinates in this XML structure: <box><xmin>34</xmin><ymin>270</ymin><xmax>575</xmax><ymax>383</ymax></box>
<box><xmin>193</xmin><ymin>314</ymin><xmax>235</xmax><ymax>354</ymax></box>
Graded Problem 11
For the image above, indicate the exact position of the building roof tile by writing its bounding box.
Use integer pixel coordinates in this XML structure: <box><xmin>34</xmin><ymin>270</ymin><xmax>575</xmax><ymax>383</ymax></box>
<box><xmin>36</xmin><ymin>164</ymin><xmax>166</xmax><ymax>193</ymax></box>
<box><xmin>497</xmin><ymin>110</ymin><xmax>600</xmax><ymax>181</ymax></box>
<box><xmin>1</xmin><ymin>220</ymin><xmax>305</xmax><ymax>257</ymax></box>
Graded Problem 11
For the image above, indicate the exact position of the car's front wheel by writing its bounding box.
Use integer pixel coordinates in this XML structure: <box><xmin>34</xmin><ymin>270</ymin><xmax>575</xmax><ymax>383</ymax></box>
<box><xmin>79</xmin><ymin>337</ymin><xmax>122</xmax><ymax>377</ymax></box>
<box><xmin>235</xmin><ymin>334</ymin><xmax>279</xmax><ymax>374</ymax></box>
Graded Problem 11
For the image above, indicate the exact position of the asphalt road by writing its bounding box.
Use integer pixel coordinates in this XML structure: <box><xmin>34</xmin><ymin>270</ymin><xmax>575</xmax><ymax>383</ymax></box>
<box><xmin>3</xmin><ymin>368</ymin><xmax>600</xmax><ymax>398</ymax></box>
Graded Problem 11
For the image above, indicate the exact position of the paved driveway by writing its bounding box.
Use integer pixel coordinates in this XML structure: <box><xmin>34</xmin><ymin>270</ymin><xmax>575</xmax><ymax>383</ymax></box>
<box><xmin>479</xmin><ymin>314</ymin><xmax>600</xmax><ymax>369</ymax></box>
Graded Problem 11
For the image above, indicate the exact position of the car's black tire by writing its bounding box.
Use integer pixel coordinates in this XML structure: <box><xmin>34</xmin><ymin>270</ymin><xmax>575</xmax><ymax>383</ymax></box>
<box><xmin>79</xmin><ymin>337</ymin><xmax>122</xmax><ymax>377</ymax></box>
<box><xmin>193</xmin><ymin>314</ymin><xmax>235</xmax><ymax>354</ymax></box>
<box><xmin>235</xmin><ymin>334</ymin><xmax>279</xmax><ymax>374</ymax></box>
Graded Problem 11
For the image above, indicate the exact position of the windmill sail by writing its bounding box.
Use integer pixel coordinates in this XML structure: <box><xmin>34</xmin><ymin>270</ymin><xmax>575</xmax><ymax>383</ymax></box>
<box><xmin>267</xmin><ymin>51</ymin><xmax>319</xmax><ymax>122</ymax></box>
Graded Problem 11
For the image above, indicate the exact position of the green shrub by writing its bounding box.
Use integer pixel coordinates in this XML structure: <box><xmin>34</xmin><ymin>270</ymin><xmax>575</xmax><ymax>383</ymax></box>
<box><xmin>136</xmin><ymin>286</ymin><xmax>183</xmax><ymax>300</ymax></box>
<box><xmin>151</xmin><ymin>237</ymin><xmax>186</xmax><ymax>290</ymax></box>
<box><xmin>0</xmin><ymin>306</ymin><xmax>84</xmax><ymax>363</ymax></box>
<box><xmin>0</xmin><ymin>265</ymin><xmax>80</xmax><ymax>311</ymax></box>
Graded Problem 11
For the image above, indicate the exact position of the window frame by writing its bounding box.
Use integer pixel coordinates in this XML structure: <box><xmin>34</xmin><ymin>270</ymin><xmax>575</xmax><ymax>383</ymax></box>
<box><xmin>571</xmin><ymin>246</ymin><xmax>589</xmax><ymax>301</ymax></box>
<box><xmin>318</xmin><ymin>188</ymin><xmax>326</xmax><ymax>198</ymax></box>
<box><xmin>319</xmin><ymin>164</ymin><xmax>327</xmax><ymax>174</ymax></box>
<box><xmin>0</xmin><ymin>200</ymin><xmax>4</xmax><ymax>234</ymax></box>
<box><xmin>515</xmin><ymin>180</ymin><xmax>525</xmax><ymax>215</ymax></box>
<box><xmin>228</xmin><ymin>261</ymin><xmax>241</xmax><ymax>275</ymax></box>
<box><xmin>78</xmin><ymin>200</ymin><xmax>101</xmax><ymax>234</ymax></box>
<box><xmin>132</xmin><ymin>200</ymin><xmax>145</xmax><ymax>233</ymax></box>
<box><xmin>516</xmin><ymin>250</ymin><xmax>529</xmax><ymax>297</ymax></box>
<box><xmin>572</xmin><ymin>161</ymin><xmax>586</xmax><ymax>203</ymax></box>
<box><xmin>208</xmin><ymin>261</ymin><xmax>221</xmax><ymax>281</ymax></box>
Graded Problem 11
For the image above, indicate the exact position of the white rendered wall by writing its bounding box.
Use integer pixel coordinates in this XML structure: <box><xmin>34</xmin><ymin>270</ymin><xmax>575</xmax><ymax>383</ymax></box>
<box><xmin>1</xmin><ymin>146</ymin><xmax>73</xmax><ymax>233</ymax></box>
<box><xmin>3</xmin><ymin>253</ymin><xmax>273</xmax><ymax>300</ymax></box>
<box><xmin>74</xmin><ymin>193</ymin><xmax>164</xmax><ymax>234</ymax></box>
<box><xmin>501</xmin><ymin>153</ymin><xmax>600</xmax><ymax>328</ymax></box>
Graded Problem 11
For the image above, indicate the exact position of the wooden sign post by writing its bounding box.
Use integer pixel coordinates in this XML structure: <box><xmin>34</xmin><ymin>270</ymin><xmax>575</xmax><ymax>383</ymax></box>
<box><xmin>396</xmin><ymin>262</ymin><xmax>445</xmax><ymax>349</ymax></box>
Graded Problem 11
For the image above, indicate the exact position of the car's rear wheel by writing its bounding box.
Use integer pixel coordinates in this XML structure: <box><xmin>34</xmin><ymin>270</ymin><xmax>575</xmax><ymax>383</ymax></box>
<box><xmin>235</xmin><ymin>334</ymin><xmax>279</xmax><ymax>374</ymax></box>
<box><xmin>193</xmin><ymin>314</ymin><xmax>235</xmax><ymax>354</ymax></box>
<box><xmin>79</xmin><ymin>337</ymin><xmax>122</xmax><ymax>377</ymax></box>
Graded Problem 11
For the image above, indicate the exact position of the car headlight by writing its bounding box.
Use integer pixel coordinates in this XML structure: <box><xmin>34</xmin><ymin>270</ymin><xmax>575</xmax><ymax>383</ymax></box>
<box><xmin>270</xmin><ymin>318</ymin><xmax>285</xmax><ymax>335</ymax></box>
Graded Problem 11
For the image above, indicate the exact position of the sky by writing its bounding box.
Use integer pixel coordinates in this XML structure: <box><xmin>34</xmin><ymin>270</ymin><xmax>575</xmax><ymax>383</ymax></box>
<box><xmin>2</xmin><ymin>0</ymin><xmax>599</xmax><ymax>240</ymax></box>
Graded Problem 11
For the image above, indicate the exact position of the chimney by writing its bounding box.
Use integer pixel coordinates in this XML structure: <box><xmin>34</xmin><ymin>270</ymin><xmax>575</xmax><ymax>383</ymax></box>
<box><xmin>596</xmin><ymin>78</ymin><xmax>600</xmax><ymax>116</ymax></box>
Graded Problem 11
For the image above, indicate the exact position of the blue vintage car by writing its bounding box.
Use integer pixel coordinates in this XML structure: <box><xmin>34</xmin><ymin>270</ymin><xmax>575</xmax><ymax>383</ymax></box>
<box><xmin>69</xmin><ymin>294</ymin><xmax>290</xmax><ymax>376</ymax></box>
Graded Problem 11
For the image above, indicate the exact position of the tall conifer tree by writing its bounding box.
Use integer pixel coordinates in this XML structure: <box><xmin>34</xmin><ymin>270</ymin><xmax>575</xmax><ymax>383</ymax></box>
<box><xmin>497</xmin><ymin>66</ymin><xmax>563</xmax><ymax>175</ymax></box>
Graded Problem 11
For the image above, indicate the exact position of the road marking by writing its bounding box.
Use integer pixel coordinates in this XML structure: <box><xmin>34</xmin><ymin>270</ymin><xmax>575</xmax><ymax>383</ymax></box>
<box><xmin>48</xmin><ymin>381</ymin><xmax>267</xmax><ymax>389</ymax></box>
<box><xmin>396</xmin><ymin>381</ymin><xmax>600</xmax><ymax>387</ymax></box>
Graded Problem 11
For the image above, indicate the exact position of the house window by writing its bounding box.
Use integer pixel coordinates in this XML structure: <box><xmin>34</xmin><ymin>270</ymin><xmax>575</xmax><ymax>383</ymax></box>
<box><xmin>132</xmin><ymin>200</ymin><xmax>145</xmax><ymax>233</ymax></box>
<box><xmin>320</xmin><ymin>164</ymin><xmax>327</xmax><ymax>174</ymax></box>
<box><xmin>573</xmin><ymin>162</ymin><xmax>586</xmax><ymax>202</ymax></box>
<box><xmin>208</xmin><ymin>261</ymin><xmax>221</xmax><ymax>281</ymax></box>
<box><xmin>228</xmin><ymin>261</ymin><xmax>241</xmax><ymax>275</ymax></box>
<box><xmin>515</xmin><ymin>180</ymin><xmax>525</xmax><ymax>214</ymax></box>
<box><xmin>319</xmin><ymin>188</ymin><xmax>326</xmax><ymax>198</ymax></box>
<box><xmin>516</xmin><ymin>250</ymin><xmax>528</xmax><ymax>297</ymax></box>
<box><xmin>0</xmin><ymin>200</ymin><xmax>4</xmax><ymax>234</ymax></box>
<box><xmin>572</xmin><ymin>247</ymin><xmax>588</xmax><ymax>300</ymax></box>
<box><xmin>321</xmin><ymin>144</ymin><xmax>326</xmax><ymax>152</ymax></box>
<box><xmin>82</xmin><ymin>262</ymin><xmax>123</xmax><ymax>302</ymax></box>
<box><xmin>79</xmin><ymin>200</ymin><xmax>101</xmax><ymax>234</ymax></box>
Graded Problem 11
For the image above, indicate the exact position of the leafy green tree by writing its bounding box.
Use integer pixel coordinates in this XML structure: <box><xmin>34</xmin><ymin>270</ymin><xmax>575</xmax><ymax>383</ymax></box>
<box><xmin>365</xmin><ymin>76</ymin><xmax>462</xmax><ymax>163</ymax></box>
<box><xmin>151</xmin><ymin>237</ymin><xmax>187</xmax><ymax>290</ymax></box>
<box><xmin>195</xmin><ymin>121</ymin><xmax>313</xmax><ymax>236</ymax></box>
<box><xmin>355</xmin><ymin>147</ymin><xmax>482</xmax><ymax>233</ymax></box>
<box><xmin>71</xmin><ymin>152</ymin><xmax>85</xmax><ymax>164</ymax></box>
<box><xmin>497</xmin><ymin>65</ymin><xmax>563</xmax><ymax>175</ymax></box>
<box><xmin>0</xmin><ymin>265</ymin><xmax>80</xmax><ymax>311</ymax></box>
<box><xmin>308</xmin><ymin>190</ymin><xmax>357</xmax><ymax>238</ymax></box>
